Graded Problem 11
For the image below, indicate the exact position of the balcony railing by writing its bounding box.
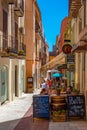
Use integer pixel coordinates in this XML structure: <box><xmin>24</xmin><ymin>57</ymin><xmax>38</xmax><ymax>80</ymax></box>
<box><xmin>3</xmin><ymin>35</ymin><xmax>8</xmax><ymax>51</ymax></box>
<box><xmin>8</xmin><ymin>0</ymin><xmax>14</xmax><ymax>4</ymax></box>
<box><xmin>0</xmin><ymin>35</ymin><xmax>26</xmax><ymax>59</ymax></box>
<box><xmin>35</xmin><ymin>20</ymin><xmax>42</xmax><ymax>39</ymax></box>
<box><xmin>14</xmin><ymin>0</ymin><xmax>24</xmax><ymax>17</ymax></box>
<box><xmin>69</xmin><ymin>0</ymin><xmax>82</xmax><ymax>18</ymax></box>
<box><xmin>0</xmin><ymin>35</ymin><xmax>18</xmax><ymax>54</ymax></box>
<box><xmin>20</xmin><ymin>42</ymin><xmax>26</xmax><ymax>52</ymax></box>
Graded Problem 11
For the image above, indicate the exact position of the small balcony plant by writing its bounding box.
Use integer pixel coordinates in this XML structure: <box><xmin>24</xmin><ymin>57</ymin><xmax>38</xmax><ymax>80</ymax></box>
<box><xmin>18</xmin><ymin>50</ymin><xmax>25</xmax><ymax>55</ymax></box>
<box><xmin>5</xmin><ymin>47</ymin><xmax>11</xmax><ymax>53</ymax></box>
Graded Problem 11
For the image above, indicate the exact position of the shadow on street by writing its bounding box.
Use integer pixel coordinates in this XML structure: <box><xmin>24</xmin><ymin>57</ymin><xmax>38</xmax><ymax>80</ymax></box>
<box><xmin>0</xmin><ymin>105</ymin><xmax>49</xmax><ymax>130</ymax></box>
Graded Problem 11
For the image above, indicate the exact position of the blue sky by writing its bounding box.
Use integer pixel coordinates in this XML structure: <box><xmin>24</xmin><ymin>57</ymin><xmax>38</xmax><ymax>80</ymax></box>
<box><xmin>37</xmin><ymin>0</ymin><xmax>68</xmax><ymax>51</ymax></box>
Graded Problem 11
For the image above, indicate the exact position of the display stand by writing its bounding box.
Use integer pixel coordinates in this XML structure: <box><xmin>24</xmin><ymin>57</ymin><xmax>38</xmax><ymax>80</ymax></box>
<box><xmin>67</xmin><ymin>94</ymin><xmax>86</xmax><ymax>121</ymax></box>
<box><xmin>27</xmin><ymin>77</ymin><xmax>33</xmax><ymax>93</ymax></box>
<box><xmin>33</xmin><ymin>95</ymin><xmax>50</xmax><ymax>121</ymax></box>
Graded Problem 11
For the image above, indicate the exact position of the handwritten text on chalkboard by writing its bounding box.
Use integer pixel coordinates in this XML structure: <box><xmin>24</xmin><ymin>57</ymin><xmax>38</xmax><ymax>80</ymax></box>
<box><xmin>33</xmin><ymin>95</ymin><xmax>50</xmax><ymax>118</ymax></box>
<box><xmin>67</xmin><ymin>95</ymin><xmax>85</xmax><ymax>118</ymax></box>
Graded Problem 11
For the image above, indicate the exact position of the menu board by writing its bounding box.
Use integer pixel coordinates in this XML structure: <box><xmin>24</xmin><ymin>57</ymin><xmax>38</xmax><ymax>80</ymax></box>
<box><xmin>67</xmin><ymin>95</ymin><xmax>85</xmax><ymax>118</ymax></box>
<box><xmin>33</xmin><ymin>95</ymin><xmax>50</xmax><ymax>119</ymax></box>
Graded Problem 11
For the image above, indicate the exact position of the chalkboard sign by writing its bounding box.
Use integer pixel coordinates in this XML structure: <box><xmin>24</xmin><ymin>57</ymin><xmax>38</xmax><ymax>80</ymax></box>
<box><xmin>33</xmin><ymin>95</ymin><xmax>50</xmax><ymax>119</ymax></box>
<box><xmin>67</xmin><ymin>95</ymin><xmax>85</xmax><ymax>118</ymax></box>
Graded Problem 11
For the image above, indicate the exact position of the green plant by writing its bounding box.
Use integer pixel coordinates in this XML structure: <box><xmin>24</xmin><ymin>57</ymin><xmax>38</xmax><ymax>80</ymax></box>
<box><xmin>18</xmin><ymin>50</ymin><xmax>25</xmax><ymax>55</ymax></box>
<box><xmin>56</xmin><ymin>87</ymin><xmax>60</xmax><ymax>90</ymax></box>
<box><xmin>53</xmin><ymin>109</ymin><xmax>66</xmax><ymax>116</ymax></box>
<box><xmin>72</xmin><ymin>87</ymin><xmax>79</xmax><ymax>94</ymax></box>
<box><xmin>5</xmin><ymin>47</ymin><xmax>11</xmax><ymax>53</ymax></box>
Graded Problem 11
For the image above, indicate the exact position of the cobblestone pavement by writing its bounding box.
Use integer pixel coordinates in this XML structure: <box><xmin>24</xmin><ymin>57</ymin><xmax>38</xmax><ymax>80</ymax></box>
<box><xmin>0</xmin><ymin>92</ymin><xmax>87</xmax><ymax>130</ymax></box>
<box><xmin>49</xmin><ymin>121</ymin><xmax>87</xmax><ymax>130</ymax></box>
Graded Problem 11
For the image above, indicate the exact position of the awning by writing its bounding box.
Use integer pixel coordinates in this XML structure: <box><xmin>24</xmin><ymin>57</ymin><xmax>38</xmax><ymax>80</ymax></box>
<box><xmin>41</xmin><ymin>52</ymin><xmax>66</xmax><ymax>72</ymax></box>
<box><xmin>71</xmin><ymin>40</ymin><xmax>87</xmax><ymax>52</ymax></box>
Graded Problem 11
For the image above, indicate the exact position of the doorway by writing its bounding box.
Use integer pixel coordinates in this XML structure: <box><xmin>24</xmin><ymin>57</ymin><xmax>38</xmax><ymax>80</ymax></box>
<box><xmin>1</xmin><ymin>66</ymin><xmax>8</xmax><ymax>104</ymax></box>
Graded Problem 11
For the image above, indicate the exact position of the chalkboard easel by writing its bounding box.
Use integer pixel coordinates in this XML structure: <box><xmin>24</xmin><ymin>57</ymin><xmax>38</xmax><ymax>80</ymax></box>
<box><xmin>67</xmin><ymin>94</ymin><xmax>86</xmax><ymax>121</ymax></box>
<box><xmin>33</xmin><ymin>95</ymin><xmax>50</xmax><ymax>120</ymax></box>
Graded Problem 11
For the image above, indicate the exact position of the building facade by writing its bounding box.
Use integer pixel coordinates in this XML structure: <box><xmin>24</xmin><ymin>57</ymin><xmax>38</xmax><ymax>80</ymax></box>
<box><xmin>69</xmin><ymin>0</ymin><xmax>87</xmax><ymax>117</ymax></box>
<box><xmin>0</xmin><ymin>0</ymin><xmax>26</xmax><ymax>105</ymax></box>
<box><xmin>25</xmin><ymin>0</ymin><xmax>47</xmax><ymax>92</ymax></box>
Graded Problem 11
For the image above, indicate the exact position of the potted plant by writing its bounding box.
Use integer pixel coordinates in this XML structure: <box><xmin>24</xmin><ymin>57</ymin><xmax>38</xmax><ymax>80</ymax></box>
<box><xmin>71</xmin><ymin>87</ymin><xmax>79</xmax><ymax>95</ymax></box>
<box><xmin>18</xmin><ymin>50</ymin><xmax>25</xmax><ymax>56</ymax></box>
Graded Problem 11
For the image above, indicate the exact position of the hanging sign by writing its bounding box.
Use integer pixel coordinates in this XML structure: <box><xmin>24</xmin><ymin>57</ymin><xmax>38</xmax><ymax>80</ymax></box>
<box><xmin>62</xmin><ymin>44</ymin><xmax>72</xmax><ymax>54</ymax></box>
<box><xmin>67</xmin><ymin>54</ymin><xmax>75</xmax><ymax>64</ymax></box>
<box><xmin>58</xmin><ymin>64</ymin><xmax>67</xmax><ymax>69</ymax></box>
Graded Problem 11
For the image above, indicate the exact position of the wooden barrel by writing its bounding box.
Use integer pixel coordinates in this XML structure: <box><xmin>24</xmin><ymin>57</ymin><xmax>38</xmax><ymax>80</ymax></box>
<box><xmin>51</xmin><ymin>96</ymin><xmax>66</xmax><ymax>103</ymax></box>
<box><xmin>51</xmin><ymin>103</ymin><xmax>66</xmax><ymax>110</ymax></box>
<box><xmin>51</xmin><ymin>96</ymin><xmax>66</xmax><ymax>122</ymax></box>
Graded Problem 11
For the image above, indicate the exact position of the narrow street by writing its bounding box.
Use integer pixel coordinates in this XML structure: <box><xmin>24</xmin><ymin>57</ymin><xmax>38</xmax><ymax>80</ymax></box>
<box><xmin>0</xmin><ymin>0</ymin><xmax>87</xmax><ymax>130</ymax></box>
<box><xmin>0</xmin><ymin>92</ymin><xmax>87</xmax><ymax>130</ymax></box>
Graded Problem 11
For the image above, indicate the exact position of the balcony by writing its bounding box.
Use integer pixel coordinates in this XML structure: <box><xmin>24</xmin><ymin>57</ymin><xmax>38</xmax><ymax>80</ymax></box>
<box><xmin>0</xmin><ymin>35</ymin><xmax>19</xmax><ymax>57</ymax></box>
<box><xmin>14</xmin><ymin>0</ymin><xmax>24</xmax><ymax>17</ymax></box>
<box><xmin>0</xmin><ymin>35</ymin><xmax>8</xmax><ymax>52</ymax></box>
<box><xmin>69</xmin><ymin>0</ymin><xmax>82</xmax><ymax>18</ymax></box>
<box><xmin>8</xmin><ymin>0</ymin><xmax>14</xmax><ymax>4</ymax></box>
<box><xmin>35</xmin><ymin>20</ymin><xmax>42</xmax><ymax>39</ymax></box>
<box><xmin>18</xmin><ymin>42</ymin><xmax>26</xmax><ymax>56</ymax></box>
<box><xmin>0</xmin><ymin>47</ymin><xmax>18</xmax><ymax>58</ymax></box>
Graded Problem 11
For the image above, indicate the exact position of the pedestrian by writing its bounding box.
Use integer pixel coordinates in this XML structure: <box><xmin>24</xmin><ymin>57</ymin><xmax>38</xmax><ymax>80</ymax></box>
<box><xmin>50</xmin><ymin>88</ymin><xmax>57</xmax><ymax>96</ymax></box>
<box><xmin>66</xmin><ymin>86</ymin><xmax>71</xmax><ymax>94</ymax></box>
<box><xmin>48</xmin><ymin>79</ymin><xmax>53</xmax><ymax>88</ymax></box>
<box><xmin>41</xmin><ymin>80</ymin><xmax>47</xmax><ymax>89</ymax></box>
<box><xmin>40</xmin><ymin>88</ymin><xmax>48</xmax><ymax>95</ymax></box>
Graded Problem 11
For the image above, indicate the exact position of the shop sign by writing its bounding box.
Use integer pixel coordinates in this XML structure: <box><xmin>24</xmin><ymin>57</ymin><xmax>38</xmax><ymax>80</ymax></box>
<box><xmin>58</xmin><ymin>64</ymin><xmax>67</xmax><ymax>69</ymax></box>
<box><xmin>62</xmin><ymin>44</ymin><xmax>72</xmax><ymax>54</ymax></box>
<box><xmin>64</xmin><ymin>39</ymin><xmax>71</xmax><ymax>42</ymax></box>
<box><xmin>27</xmin><ymin>77</ymin><xmax>33</xmax><ymax>83</ymax></box>
<box><xmin>67</xmin><ymin>64</ymin><xmax>75</xmax><ymax>71</ymax></box>
<box><xmin>67</xmin><ymin>54</ymin><xmax>75</xmax><ymax>64</ymax></box>
<box><xmin>67</xmin><ymin>95</ymin><xmax>85</xmax><ymax>119</ymax></box>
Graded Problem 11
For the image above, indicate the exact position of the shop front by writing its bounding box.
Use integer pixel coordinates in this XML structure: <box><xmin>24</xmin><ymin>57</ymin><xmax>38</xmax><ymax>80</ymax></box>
<box><xmin>71</xmin><ymin>28</ymin><xmax>87</xmax><ymax>119</ymax></box>
<box><xmin>33</xmin><ymin>93</ymin><xmax>86</xmax><ymax>122</ymax></box>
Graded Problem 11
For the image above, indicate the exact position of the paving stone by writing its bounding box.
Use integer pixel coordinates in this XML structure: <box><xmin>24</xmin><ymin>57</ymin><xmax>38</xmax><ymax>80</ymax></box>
<box><xmin>77</xmin><ymin>126</ymin><xmax>87</xmax><ymax>130</ymax></box>
<box><xmin>49</xmin><ymin>126</ymin><xmax>65</xmax><ymax>130</ymax></box>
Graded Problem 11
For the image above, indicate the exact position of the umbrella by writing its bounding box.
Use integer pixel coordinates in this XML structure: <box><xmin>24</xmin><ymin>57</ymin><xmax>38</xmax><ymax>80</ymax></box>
<box><xmin>47</xmin><ymin>69</ymin><xmax>60</xmax><ymax>73</ymax></box>
<box><xmin>52</xmin><ymin>73</ymin><xmax>63</xmax><ymax>78</ymax></box>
